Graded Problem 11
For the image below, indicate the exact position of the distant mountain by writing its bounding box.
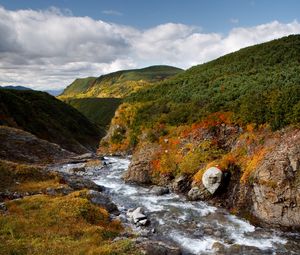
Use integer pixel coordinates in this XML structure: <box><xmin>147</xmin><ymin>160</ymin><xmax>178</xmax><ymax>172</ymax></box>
<box><xmin>59</xmin><ymin>65</ymin><xmax>183</xmax><ymax>99</ymax></box>
<box><xmin>0</xmin><ymin>85</ymin><xmax>32</xmax><ymax>91</ymax></box>
<box><xmin>0</xmin><ymin>89</ymin><xmax>104</xmax><ymax>154</ymax></box>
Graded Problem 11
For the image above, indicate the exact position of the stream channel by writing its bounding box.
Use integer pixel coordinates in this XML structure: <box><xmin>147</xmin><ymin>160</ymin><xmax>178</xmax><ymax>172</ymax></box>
<box><xmin>59</xmin><ymin>156</ymin><xmax>300</xmax><ymax>255</ymax></box>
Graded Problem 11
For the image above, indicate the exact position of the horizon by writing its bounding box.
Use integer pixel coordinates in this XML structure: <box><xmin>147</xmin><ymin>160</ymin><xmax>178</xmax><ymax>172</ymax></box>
<box><xmin>0</xmin><ymin>0</ymin><xmax>299</xmax><ymax>90</ymax></box>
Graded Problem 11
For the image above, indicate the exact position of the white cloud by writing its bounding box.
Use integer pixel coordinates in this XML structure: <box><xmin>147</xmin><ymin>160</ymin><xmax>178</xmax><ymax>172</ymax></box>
<box><xmin>0</xmin><ymin>6</ymin><xmax>299</xmax><ymax>90</ymax></box>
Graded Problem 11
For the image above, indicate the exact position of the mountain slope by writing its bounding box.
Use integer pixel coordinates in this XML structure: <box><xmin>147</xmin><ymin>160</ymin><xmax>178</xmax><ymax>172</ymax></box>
<box><xmin>64</xmin><ymin>98</ymin><xmax>122</xmax><ymax>129</ymax></box>
<box><xmin>0</xmin><ymin>89</ymin><xmax>103</xmax><ymax>153</ymax></box>
<box><xmin>59</xmin><ymin>65</ymin><xmax>183</xmax><ymax>99</ymax></box>
<box><xmin>126</xmin><ymin>35</ymin><xmax>300</xmax><ymax>131</ymax></box>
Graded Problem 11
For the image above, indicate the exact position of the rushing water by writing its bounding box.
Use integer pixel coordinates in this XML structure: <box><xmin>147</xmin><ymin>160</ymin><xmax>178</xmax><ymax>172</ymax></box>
<box><xmin>61</xmin><ymin>157</ymin><xmax>300</xmax><ymax>255</ymax></box>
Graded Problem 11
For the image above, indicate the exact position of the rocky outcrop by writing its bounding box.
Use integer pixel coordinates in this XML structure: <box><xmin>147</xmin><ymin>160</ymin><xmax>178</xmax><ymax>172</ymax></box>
<box><xmin>251</xmin><ymin>129</ymin><xmax>300</xmax><ymax>229</ymax></box>
<box><xmin>123</xmin><ymin>143</ymin><xmax>160</xmax><ymax>184</ymax></box>
<box><xmin>0</xmin><ymin>126</ymin><xmax>75</xmax><ymax>164</ymax></box>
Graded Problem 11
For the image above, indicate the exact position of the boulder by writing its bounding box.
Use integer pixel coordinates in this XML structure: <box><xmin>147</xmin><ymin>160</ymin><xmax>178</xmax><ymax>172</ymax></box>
<box><xmin>188</xmin><ymin>186</ymin><xmax>212</xmax><ymax>201</ymax></box>
<box><xmin>127</xmin><ymin>207</ymin><xmax>149</xmax><ymax>225</ymax></box>
<box><xmin>138</xmin><ymin>240</ymin><xmax>181</xmax><ymax>255</ymax></box>
<box><xmin>202</xmin><ymin>167</ymin><xmax>223</xmax><ymax>194</ymax></box>
<box><xmin>123</xmin><ymin>144</ymin><xmax>160</xmax><ymax>184</ymax></box>
<box><xmin>59</xmin><ymin>173</ymin><xmax>104</xmax><ymax>192</ymax></box>
<box><xmin>172</xmin><ymin>175</ymin><xmax>191</xmax><ymax>193</ymax></box>
<box><xmin>0</xmin><ymin>202</ymin><xmax>7</xmax><ymax>212</ymax></box>
<box><xmin>150</xmin><ymin>186</ymin><xmax>169</xmax><ymax>196</ymax></box>
<box><xmin>87</xmin><ymin>190</ymin><xmax>119</xmax><ymax>214</ymax></box>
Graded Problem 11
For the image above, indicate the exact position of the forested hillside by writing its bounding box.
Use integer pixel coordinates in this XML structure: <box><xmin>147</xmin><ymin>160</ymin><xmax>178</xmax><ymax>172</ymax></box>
<box><xmin>126</xmin><ymin>35</ymin><xmax>300</xmax><ymax>132</ymax></box>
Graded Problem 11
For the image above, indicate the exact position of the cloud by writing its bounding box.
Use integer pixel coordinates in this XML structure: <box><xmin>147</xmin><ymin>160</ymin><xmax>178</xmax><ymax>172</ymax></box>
<box><xmin>102</xmin><ymin>10</ymin><xmax>123</xmax><ymax>16</ymax></box>
<box><xmin>0</xmin><ymin>6</ymin><xmax>299</xmax><ymax>90</ymax></box>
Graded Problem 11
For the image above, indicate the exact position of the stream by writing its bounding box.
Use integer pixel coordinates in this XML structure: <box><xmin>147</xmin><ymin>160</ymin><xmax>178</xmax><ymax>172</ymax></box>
<box><xmin>61</xmin><ymin>156</ymin><xmax>300</xmax><ymax>255</ymax></box>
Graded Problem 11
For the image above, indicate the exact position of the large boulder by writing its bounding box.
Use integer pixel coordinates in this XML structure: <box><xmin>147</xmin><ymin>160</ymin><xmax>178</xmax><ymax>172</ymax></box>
<box><xmin>202</xmin><ymin>167</ymin><xmax>223</xmax><ymax>194</ymax></box>
<box><xmin>251</xmin><ymin>129</ymin><xmax>300</xmax><ymax>229</ymax></box>
<box><xmin>59</xmin><ymin>173</ymin><xmax>104</xmax><ymax>192</ymax></box>
<box><xmin>87</xmin><ymin>190</ymin><xmax>119</xmax><ymax>214</ymax></box>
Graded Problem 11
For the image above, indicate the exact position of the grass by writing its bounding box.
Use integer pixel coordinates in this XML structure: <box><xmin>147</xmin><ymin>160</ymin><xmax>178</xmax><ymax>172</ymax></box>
<box><xmin>0</xmin><ymin>160</ymin><xmax>61</xmax><ymax>193</ymax></box>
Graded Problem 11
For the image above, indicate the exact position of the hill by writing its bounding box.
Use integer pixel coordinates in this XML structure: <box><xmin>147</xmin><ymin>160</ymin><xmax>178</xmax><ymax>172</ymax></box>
<box><xmin>0</xmin><ymin>89</ymin><xmax>104</xmax><ymax>154</ymax></box>
<box><xmin>59</xmin><ymin>65</ymin><xmax>183</xmax><ymax>99</ymax></box>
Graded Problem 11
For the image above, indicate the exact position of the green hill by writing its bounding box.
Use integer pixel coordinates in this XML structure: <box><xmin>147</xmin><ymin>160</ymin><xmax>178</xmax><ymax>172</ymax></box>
<box><xmin>65</xmin><ymin>98</ymin><xmax>122</xmax><ymax>129</ymax></box>
<box><xmin>0</xmin><ymin>89</ymin><xmax>104</xmax><ymax>154</ymax></box>
<box><xmin>126</xmin><ymin>35</ymin><xmax>300</xmax><ymax>132</ymax></box>
<box><xmin>59</xmin><ymin>65</ymin><xmax>183</xmax><ymax>99</ymax></box>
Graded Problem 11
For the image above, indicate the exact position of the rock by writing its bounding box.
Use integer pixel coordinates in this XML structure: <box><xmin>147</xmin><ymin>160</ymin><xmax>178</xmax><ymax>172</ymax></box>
<box><xmin>45</xmin><ymin>186</ymin><xmax>73</xmax><ymax>196</ymax></box>
<box><xmin>202</xmin><ymin>167</ymin><xmax>223</xmax><ymax>194</ymax></box>
<box><xmin>138</xmin><ymin>240</ymin><xmax>181</xmax><ymax>255</ymax></box>
<box><xmin>251</xmin><ymin>129</ymin><xmax>300</xmax><ymax>229</ymax></box>
<box><xmin>0</xmin><ymin>126</ymin><xmax>75</xmax><ymax>164</ymax></box>
<box><xmin>138</xmin><ymin>219</ymin><xmax>149</xmax><ymax>226</ymax></box>
<box><xmin>123</xmin><ymin>144</ymin><xmax>160</xmax><ymax>184</ymax></box>
<box><xmin>150</xmin><ymin>186</ymin><xmax>169</xmax><ymax>196</ymax></box>
<box><xmin>60</xmin><ymin>173</ymin><xmax>104</xmax><ymax>192</ymax></box>
<box><xmin>187</xmin><ymin>186</ymin><xmax>212</xmax><ymax>201</ymax></box>
<box><xmin>0</xmin><ymin>191</ymin><xmax>23</xmax><ymax>201</ymax></box>
<box><xmin>87</xmin><ymin>190</ymin><xmax>119</xmax><ymax>214</ymax></box>
<box><xmin>127</xmin><ymin>207</ymin><xmax>149</xmax><ymax>225</ymax></box>
<box><xmin>172</xmin><ymin>175</ymin><xmax>191</xmax><ymax>193</ymax></box>
<box><xmin>0</xmin><ymin>202</ymin><xmax>7</xmax><ymax>212</ymax></box>
<box><xmin>131</xmin><ymin>207</ymin><xmax>147</xmax><ymax>222</ymax></box>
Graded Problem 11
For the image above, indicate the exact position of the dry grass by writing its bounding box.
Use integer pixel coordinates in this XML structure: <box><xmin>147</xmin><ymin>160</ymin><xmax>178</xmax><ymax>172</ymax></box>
<box><xmin>0</xmin><ymin>192</ymin><xmax>140</xmax><ymax>255</ymax></box>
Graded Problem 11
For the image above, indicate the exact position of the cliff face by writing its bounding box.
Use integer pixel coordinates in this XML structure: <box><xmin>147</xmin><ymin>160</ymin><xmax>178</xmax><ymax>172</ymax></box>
<box><xmin>251</xmin><ymin>129</ymin><xmax>300</xmax><ymax>229</ymax></box>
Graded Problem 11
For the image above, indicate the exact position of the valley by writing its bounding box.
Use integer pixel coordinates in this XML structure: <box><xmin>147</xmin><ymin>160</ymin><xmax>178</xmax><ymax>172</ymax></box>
<box><xmin>0</xmin><ymin>35</ymin><xmax>299</xmax><ymax>254</ymax></box>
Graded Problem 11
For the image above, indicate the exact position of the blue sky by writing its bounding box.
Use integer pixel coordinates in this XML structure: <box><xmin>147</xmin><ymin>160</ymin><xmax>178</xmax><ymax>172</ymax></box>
<box><xmin>0</xmin><ymin>0</ymin><xmax>299</xmax><ymax>90</ymax></box>
<box><xmin>1</xmin><ymin>0</ymin><xmax>299</xmax><ymax>32</ymax></box>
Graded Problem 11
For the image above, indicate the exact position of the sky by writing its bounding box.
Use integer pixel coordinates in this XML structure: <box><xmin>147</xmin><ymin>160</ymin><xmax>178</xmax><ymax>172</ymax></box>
<box><xmin>0</xmin><ymin>0</ymin><xmax>299</xmax><ymax>90</ymax></box>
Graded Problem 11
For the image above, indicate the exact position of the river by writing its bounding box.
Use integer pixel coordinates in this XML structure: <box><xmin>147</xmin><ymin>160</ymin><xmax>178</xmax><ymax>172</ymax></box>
<box><xmin>61</xmin><ymin>156</ymin><xmax>300</xmax><ymax>255</ymax></box>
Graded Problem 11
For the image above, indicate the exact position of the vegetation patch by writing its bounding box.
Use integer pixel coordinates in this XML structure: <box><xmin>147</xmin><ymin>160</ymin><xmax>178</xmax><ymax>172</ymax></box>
<box><xmin>0</xmin><ymin>193</ymin><xmax>140</xmax><ymax>255</ymax></box>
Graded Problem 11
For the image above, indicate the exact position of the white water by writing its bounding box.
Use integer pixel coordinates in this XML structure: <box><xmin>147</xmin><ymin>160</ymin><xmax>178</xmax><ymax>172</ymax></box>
<box><xmin>60</xmin><ymin>157</ymin><xmax>300</xmax><ymax>255</ymax></box>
